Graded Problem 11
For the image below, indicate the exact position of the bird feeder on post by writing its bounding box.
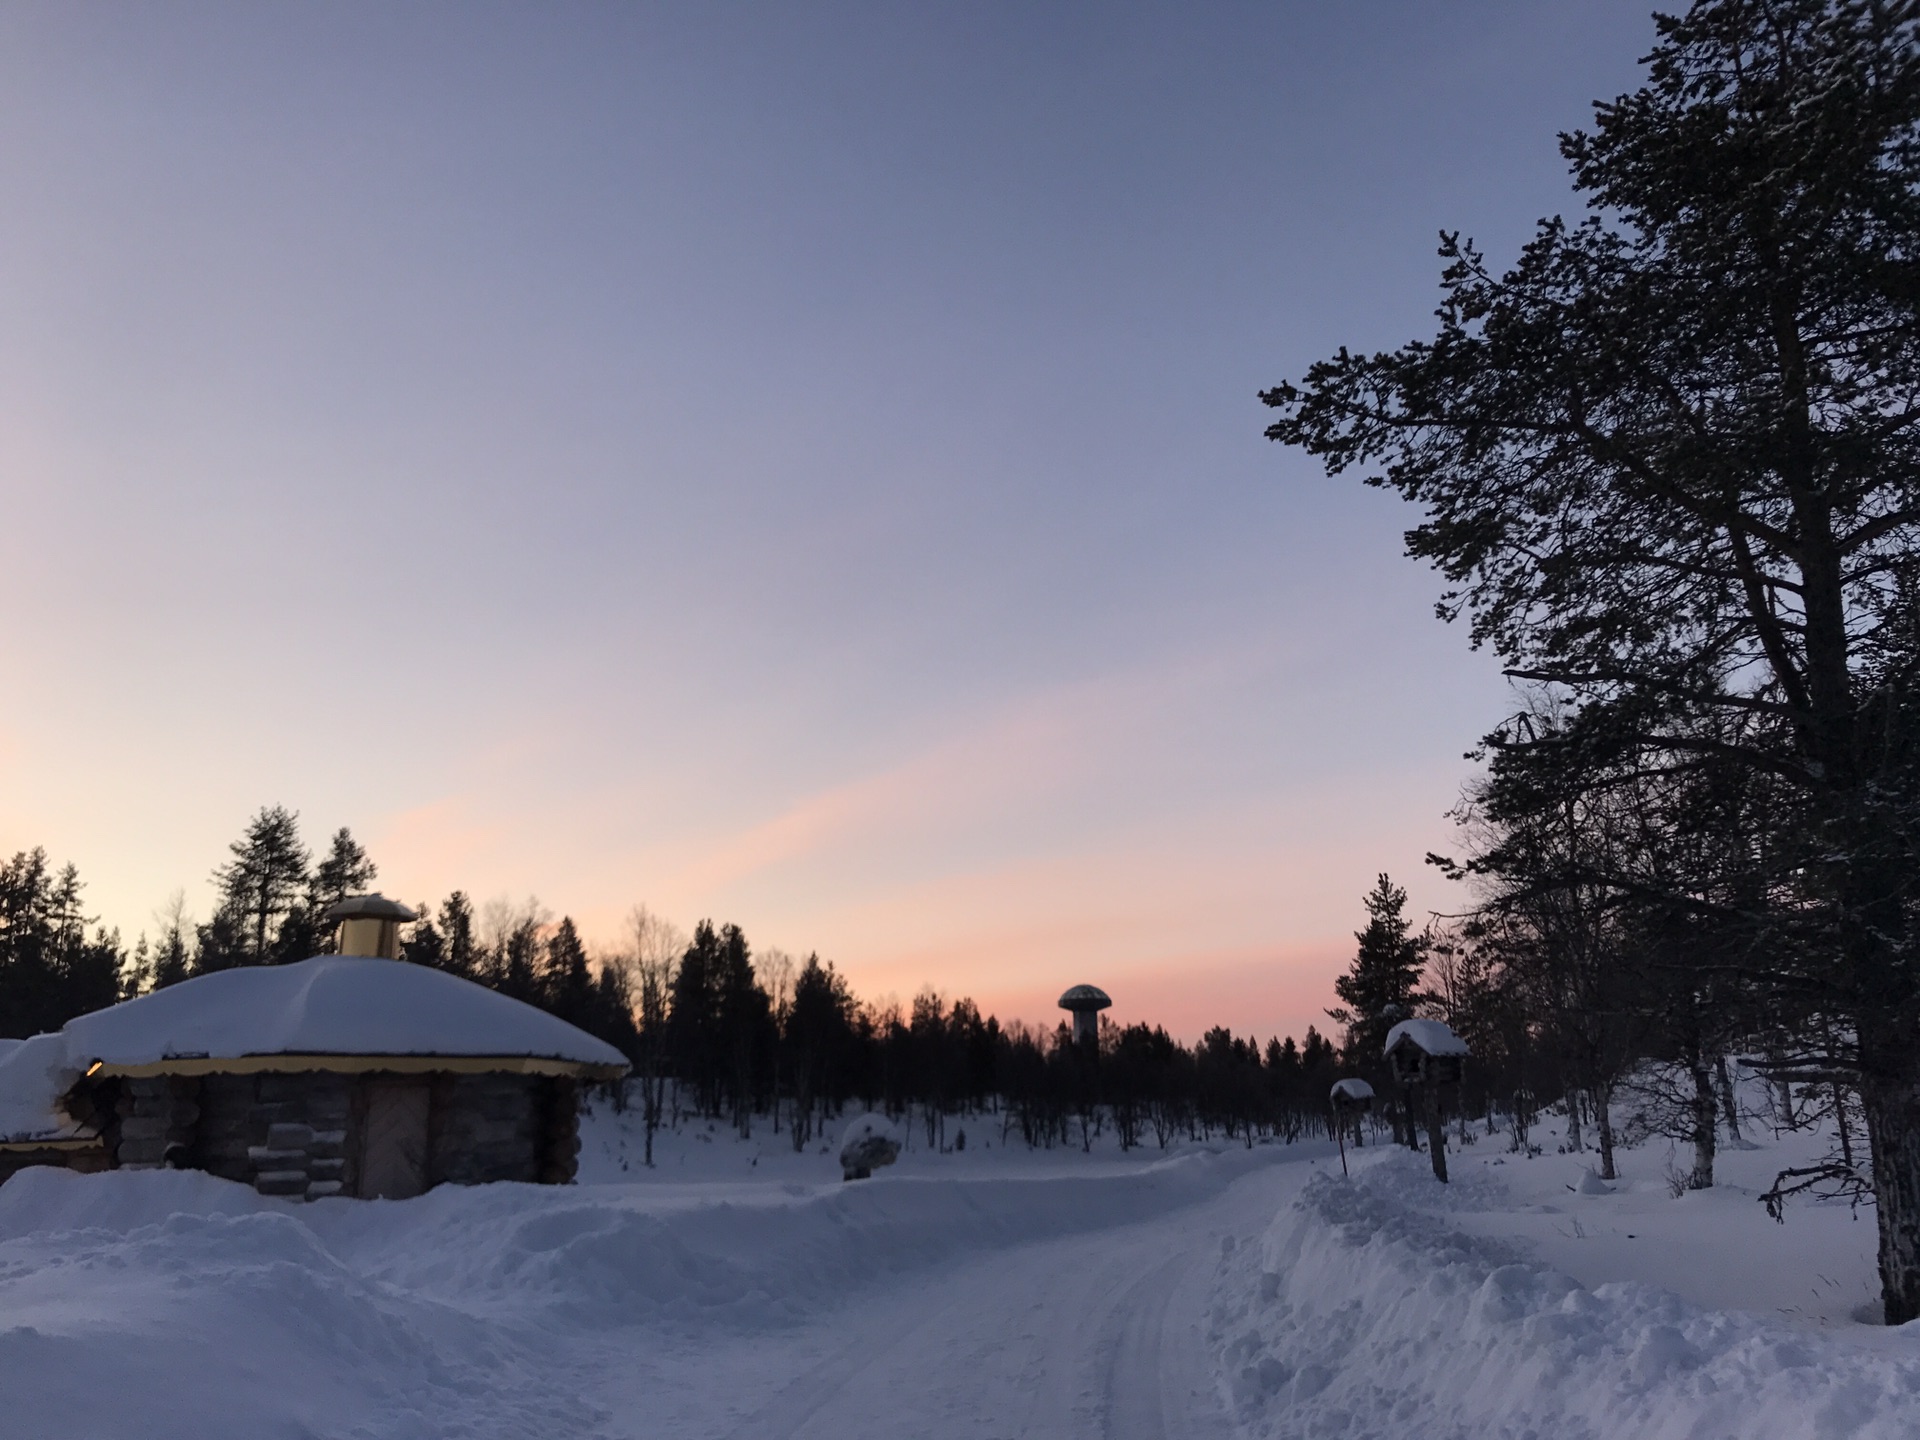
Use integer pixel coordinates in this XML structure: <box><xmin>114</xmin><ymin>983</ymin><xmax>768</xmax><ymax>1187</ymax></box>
<box><xmin>1328</xmin><ymin>1077</ymin><xmax>1374</xmax><ymax>1177</ymax></box>
<box><xmin>1384</xmin><ymin>1019</ymin><xmax>1469</xmax><ymax>1183</ymax></box>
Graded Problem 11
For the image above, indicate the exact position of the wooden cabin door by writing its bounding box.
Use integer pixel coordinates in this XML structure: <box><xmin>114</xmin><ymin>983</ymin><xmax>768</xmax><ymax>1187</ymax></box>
<box><xmin>360</xmin><ymin>1080</ymin><xmax>430</xmax><ymax>1199</ymax></box>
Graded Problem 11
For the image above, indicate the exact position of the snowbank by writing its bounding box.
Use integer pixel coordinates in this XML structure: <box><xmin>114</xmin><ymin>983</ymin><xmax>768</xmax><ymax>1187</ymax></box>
<box><xmin>0</xmin><ymin>956</ymin><xmax>628</xmax><ymax>1141</ymax></box>
<box><xmin>1213</xmin><ymin>1149</ymin><xmax>1920</xmax><ymax>1439</ymax></box>
<box><xmin>0</xmin><ymin>1134</ymin><xmax>1270</xmax><ymax>1438</ymax></box>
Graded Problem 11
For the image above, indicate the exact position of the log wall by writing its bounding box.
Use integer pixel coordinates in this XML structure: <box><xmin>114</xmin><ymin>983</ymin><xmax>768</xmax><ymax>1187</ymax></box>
<box><xmin>5</xmin><ymin>1067</ymin><xmax>586</xmax><ymax>1198</ymax></box>
<box><xmin>429</xmin><ymin>1073</ymin><xmax>542</xmax><ymax>1185</ymax></box>
<box><xmin>111</xmin><ymin>1075</ymin><xmax>203</xmax><ymax>1170</ymax></box>
<box><xmin>196</xmin><ymin>1071</ymin><xmax>355</xmax><ymax>1199</ymax></box>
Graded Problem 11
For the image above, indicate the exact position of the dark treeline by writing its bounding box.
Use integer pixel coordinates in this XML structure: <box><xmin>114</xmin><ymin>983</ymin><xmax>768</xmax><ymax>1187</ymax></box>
<box><xmin>409</xmin><ymin>905</ymin><xmax>1354</xmax><ymax>1162</ymax></box>
<box><xmin>0</xmin><ymin>848</ymin><xmax>124</xmax><ymax>1039</ymax></box>
<box><xmin>0</xmin><ymin>807</ymin><xmax>1356</xmax><ymax>1164</ymax></box>
<box><xmin>0</xmin><ymin>807</ymin><xmax>643</xmax><ymax>1051</ymax></box>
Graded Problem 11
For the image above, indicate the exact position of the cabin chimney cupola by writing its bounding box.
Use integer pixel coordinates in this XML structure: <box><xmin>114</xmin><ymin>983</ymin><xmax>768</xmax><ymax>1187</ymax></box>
<box><xmin>324</xmin><ymin>894</ymin><xmax>419</xmax><ymax>959</ymax></box>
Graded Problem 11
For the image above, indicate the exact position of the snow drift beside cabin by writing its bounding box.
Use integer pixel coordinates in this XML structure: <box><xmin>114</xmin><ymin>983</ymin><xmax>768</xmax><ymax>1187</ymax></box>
<box><xmin>0</xmin><ymin>955</ymin><xmax>628</xmax><ymax>1142</ymax></box>
<box><xmin>0</xmin><ymin>1035</ymin><xmax>84</xmax><ymax>1142</ymax></box>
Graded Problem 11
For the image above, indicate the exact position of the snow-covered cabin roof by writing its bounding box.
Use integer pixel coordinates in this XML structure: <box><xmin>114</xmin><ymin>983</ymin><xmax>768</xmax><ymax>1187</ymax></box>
<box><xmin>1382</xmin><ymin>1018</ymin><xmax>1469</xmax><ymax>1059</ymax></box>
<box><xmin>1329</xmin><ymin>1077</ymin><xmax>1375</xmax><ymax>1104</ymax></box>
<box><xmin>0</xmin><ymin>955</ymin><xmax>629</xmax><ymax>1144</ymax></box>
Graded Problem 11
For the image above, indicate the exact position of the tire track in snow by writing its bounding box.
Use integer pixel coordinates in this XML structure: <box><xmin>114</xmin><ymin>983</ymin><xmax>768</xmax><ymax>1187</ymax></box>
<box><xmin>695</xmin><ymin>1159</ymin><xmax>1295</xmax><ymax>1439</ymax></box>
<box><xmin>1098</xmin><ymin>1248</ymin><xmax>1235</xmax><ymax>1440</ymax></box>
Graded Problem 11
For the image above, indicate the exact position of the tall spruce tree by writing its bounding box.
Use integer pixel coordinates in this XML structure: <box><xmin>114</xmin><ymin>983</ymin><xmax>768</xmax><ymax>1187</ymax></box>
<box><xmin>404</xmin><ymin>891</ymin><xmax>479</xmax><ymax>977</ymax></box>
<box><xmin>1327</xmin><ymin>874</ymin><xmax>1428</xmax><ymax>1067</ymax></box>
<box><xmin>785</xmin><ymin>952</ymin><xmax>854</xmax><ymax>1149</ymax></box>
<box><xmin>542</xmin><ymin>917</ymin><xmax>595</xmax><ymax>1028</ymax></box>
<box><xmin>439</xmin><ymin>892</ymin><xmax>478</xmax><ymax>977</ymax></box>
<box><xmin>286</xmin><ymin>827</ymin><xmax>377</xmax><ymax>957</ymax></box>
<box><xmin>715</xmin><ymin>923</ymin><xmax>768</xmax><ymax>1137</ymax></box>
<box><xmin>1265</xmin><ymin>0</ymin><xmax>1920</xmax><ymax>1320</ymax></box>
<box><xmin>205</xmin><ymin>806</ymin><xmax>310</xmax><ymax>967</ymax></box>
<box><xmin>670</xmin><ymin>921</ymin><xmax>726</xmax><ymax>1115</ymax></box>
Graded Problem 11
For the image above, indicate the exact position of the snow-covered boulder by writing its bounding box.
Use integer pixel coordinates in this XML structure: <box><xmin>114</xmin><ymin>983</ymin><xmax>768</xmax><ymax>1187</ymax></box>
<box><xmin>838</xmin><ymin>1112</ymin><xmax>900</xmax><ymax>1181</ymax></box>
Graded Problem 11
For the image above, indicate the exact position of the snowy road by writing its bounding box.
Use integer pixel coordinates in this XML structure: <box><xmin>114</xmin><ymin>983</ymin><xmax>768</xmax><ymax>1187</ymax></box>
<box><xmin>7</xmin><ymin>1129</ymin><xmax>1920</xmax><ymax>1438</ymax></box>
<box><xmin>0</xmin><ymin>1140</ymin><xmax>1314</xmax><ymax>1440</ymax></box>
<box><xmin>587</xmin><ymin>1151</ymin><xmax>1307</xmax><ymax>1440</ymax></box>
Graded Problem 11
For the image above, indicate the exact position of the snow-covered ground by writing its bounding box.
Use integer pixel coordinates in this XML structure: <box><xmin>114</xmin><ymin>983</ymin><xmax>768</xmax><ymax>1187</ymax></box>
<box><xmin>1217</xmin><ymin>1107</ymin><xmax>1920</xmax><ymax>1440</ymax></box>
<box><xmin>0</xmin><ymin>1098</ymin><xmax>1914</xmax><ymax>1437</ymax></box>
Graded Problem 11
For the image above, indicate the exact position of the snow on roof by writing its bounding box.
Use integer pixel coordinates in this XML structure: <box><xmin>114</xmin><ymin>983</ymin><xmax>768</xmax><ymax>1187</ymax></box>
<box><xmin>0</xmin><ymin>1034</ymin><xmax>85</xmax><ymax>1144</ymax></box>
<box><xmin>838</xmin><ymin>1111</ymin><xmax>899</xmax><ymax>1150</ymax></box>
<box><xmin>322</xmin><ymin>893</ymin><xmax>419</xmax><ymax>922</ymax></box>
<box><xmin>0</xmin><ymin>955</ymin><xmax>629</xmax><ymax>1143</ymax></box>
<box><xmin>1383</xmin><ymin>1018</ymin><xmax>1470</xmax><ymax>1058</ymax></box>
<box><xmin>1329</xmin><ymin>1078</ymin><xmax>1375</xmax><ymax>1103</ymax></box>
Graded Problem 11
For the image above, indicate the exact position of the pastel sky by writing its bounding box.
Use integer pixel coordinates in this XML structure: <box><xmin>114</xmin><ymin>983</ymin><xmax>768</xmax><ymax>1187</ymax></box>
<box><xmin>0</xmin><ymin>2</ymin><xmax>1650</xmax><ymax>1043</ymax></box>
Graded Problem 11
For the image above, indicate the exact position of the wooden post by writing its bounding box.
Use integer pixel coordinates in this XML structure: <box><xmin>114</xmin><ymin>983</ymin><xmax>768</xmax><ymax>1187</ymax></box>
<box><xmin>1423</xmin><ymin>1082</ymin><xmax>1448</xmax><ymax>1184</ymax></box>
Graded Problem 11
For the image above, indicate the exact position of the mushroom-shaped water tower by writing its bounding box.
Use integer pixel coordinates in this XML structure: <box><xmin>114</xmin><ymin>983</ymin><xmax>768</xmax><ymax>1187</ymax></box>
<box><xmin>1058</xmin><ymin>984</ymin><xmax>1111</xmax><ymax>1048</ymax></box>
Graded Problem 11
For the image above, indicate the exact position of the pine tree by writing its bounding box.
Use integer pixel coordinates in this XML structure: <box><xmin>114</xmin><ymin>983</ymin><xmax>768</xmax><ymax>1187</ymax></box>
<box><xmin>206</xmin><ymin>806</ymin><xmax>310</xmax><ymax>966</ymax></box>
<box><xmin>542</xmin><ymin>917</ymin><xmax>594</xmax><ymax>1027</ymax></box>
<box><xmin>400</xmin><ymin>907</ymin><xmax>445</xmax><ymax>969</ymax></box>
<box><xmin>499</xmin><ymin>912</ymin><xmax>544</xmax><ymax>1002</ymax></box>
<box><xmin>669</xmin><ymin>921</ymin><xmax>725</xmax><ymax>1115</ymax></box>
<box><xmin>1327</xmin><ymin>874</ymin><xmax>1428</xmax><ymax>1065</ymax></box>
<box><xmin>439</xmin><ymin>892</ymin><xmax>478</xmax><ymax>977</ymax></box>
<box><xmin>1265</xmin><ymin>0</ymin><xmax>1920</xmax><ymax>1321</ymax></box>
<box><xmin>715</xmin><ymin>923</ymin><xmax>768</xmax><ymax>1137</ymax></box>
<box><xmin>287</xmin><ymin>827</ymin><xmax>377</xmax><ymax>957</ymax></box>
<box><xmin>786</xmin><ymin>952</ymin><xmax>853</xmax><ymax>1149</ymax></box>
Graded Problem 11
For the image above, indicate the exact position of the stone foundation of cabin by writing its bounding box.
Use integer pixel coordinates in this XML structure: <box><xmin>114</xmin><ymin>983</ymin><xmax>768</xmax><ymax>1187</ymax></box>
<box><xmin>69</xmin><ymin>1069</ymin><xmax>584</xmax><ymax>1200</ymax></box>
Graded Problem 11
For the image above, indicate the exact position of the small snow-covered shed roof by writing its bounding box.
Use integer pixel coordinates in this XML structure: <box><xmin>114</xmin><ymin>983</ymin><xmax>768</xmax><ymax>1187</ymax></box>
<box><xmin>1329</xmin><ymin>1077</ymin><xmax>1375</xmax><ymax>1104</ymax></box>
<box><xmin>0</xmin><ymin>955</ymin><xmax>629</xmax><ymax>1144</ymax></box>
<box><xmin>1383</xmin><ymin>1018</ymin><xmax>1470</xmax><ymax>1059</ymax></box>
